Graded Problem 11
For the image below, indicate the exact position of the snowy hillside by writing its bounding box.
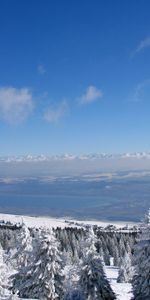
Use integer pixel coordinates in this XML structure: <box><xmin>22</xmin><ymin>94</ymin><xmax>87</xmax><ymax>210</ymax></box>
<box><xmin>0</xmin><ymin>212</ymin><xmax>149</xmax><ymax>300</ymax></box>
<box><xmin>0</xmin><ymin>213</ymin><xmax>140</xmax><ymax>299</ymax></box>
<box><xmin>0</xmin><ymin>213</ymin><xmax>138</xmax><ymax>230</ymax></box>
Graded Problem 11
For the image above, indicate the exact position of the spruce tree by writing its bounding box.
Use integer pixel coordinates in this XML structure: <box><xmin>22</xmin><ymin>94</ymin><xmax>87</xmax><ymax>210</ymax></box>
<box><xmin>132</xmin><ymin>239</ymin><xmax>150</xmax><ymax>299</ymax></box>
<box><xmin>117</xmin><ymin>251</ymin><xmax>134</xmax><ymax>283</ymax></box>
<box><xmin>0</xmin><ymin>243</ymin><xmax>12</xmax><ymax>299</ymax></box>
<box><xmin>79</xmin><ymin>227</ymin><xmax>116</xmax><ymax>300</ymax></box>
<box><xmin>132</xmin><ymin>209</ymin><xmax>150</xmax><ymax>299</ymax></box>
<box><xmin>10</xmin><ymin>222</ymin><xmax>33</xmax><ymax>269</ymax></box>
<box><xmin>12</xmin><ymin>229</ymin><xmax>64</xmax><ymax>300</ymax></box>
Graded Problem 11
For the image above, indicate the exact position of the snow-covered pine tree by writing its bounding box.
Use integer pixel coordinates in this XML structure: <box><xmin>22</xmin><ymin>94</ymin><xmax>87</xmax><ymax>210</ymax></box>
<box><xmin>132</xmin><ymin>209</ymin><xmax>150</xmax><ymax>299</ymax></box>
<box><xmin>80</xmin><ymin>227</ymin><xmax>97</xmax><ymax>258</ymax></box>
<box><xmin>62</xmin><ymin>232</ymin><xmax>82</xmax><ymax>298</ymax></box>
<box><xmin>117</xmin><ymin>251</ymin><xmax>134</xmax><ymax>283</ymax></box>
<box><xmin>0</xmin><ymin>243</ymin><xmax>12</xmax><ymax>299</ymax></box>
<box><xmin>79</xmin><ymin>227</ymin><xmax>116</xmax><ymax>300</ymax></box>
<box><xmin>118</xmin><ymin>238</ymin><xmax>126</xmax><ymax>260</ymax></box>
<box><xmin>12</xmin><ymin>228</ymin><xmax>64</xmax><ymax>300</ymax></box>
<box><xmin>103</xmin><ymin>247</ymin><xmax>110</xmax><ymax>266</ymax></box>
<box><xmin>10</xmin><ymin>222</ymin><xmax>33</xmax><ymax>269</ymax></box>
<box><xmin>132</xmin><ymin>239</ymin><xmax>150</xmax><ymax>299</ymax></box>
<box><xmin>97</xmin><ymin>235</ymin><xmax>110</xmax><ymax>265</ymax></box>
<box><xmin>144</xmin><ymin>208</ymin><xmax>150</xmax><ymax>225</ymax></box>
<box><xmin>112</xmin><ymin>241</ymin><xmax>120</xmax><ymax>266</ymax></box>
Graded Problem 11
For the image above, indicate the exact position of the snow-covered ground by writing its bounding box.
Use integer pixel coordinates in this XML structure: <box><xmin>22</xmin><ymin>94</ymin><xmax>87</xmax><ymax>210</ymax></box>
<box><xmin>0</xmin><ymin>213</ymin><xmax>139</xmax><ymax>230</ymax></box>
<box><xmin>105</xmin><ymin>266</ymin><xmax>133</xmax><ymax>300</ymax></box>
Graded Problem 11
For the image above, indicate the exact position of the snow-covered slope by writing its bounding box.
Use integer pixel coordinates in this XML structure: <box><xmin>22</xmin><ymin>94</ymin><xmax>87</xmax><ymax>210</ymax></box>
<box><xmin>105</xmin><ymin>266</ymin><xmax>133</xmax><ymax>300</ymax></box>
<box><xmin>0</xmin><ymin>213</ymin><xmax>138</xmax><ymax>230</ymax></box>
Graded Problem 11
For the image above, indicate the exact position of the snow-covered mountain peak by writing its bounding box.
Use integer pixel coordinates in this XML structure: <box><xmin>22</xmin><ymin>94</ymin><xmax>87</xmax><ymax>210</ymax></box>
<box><xmin>0</xmin><ymin>152</ymin><xmax>150</xmax><ymax>163</ymax></box>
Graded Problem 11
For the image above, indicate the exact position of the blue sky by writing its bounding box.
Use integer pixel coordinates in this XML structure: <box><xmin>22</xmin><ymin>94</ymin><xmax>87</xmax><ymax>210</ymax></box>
<box><xmin>0</xmin><ymin>0</ymin><xmax>150</xmax><ymax>155</ymax></box>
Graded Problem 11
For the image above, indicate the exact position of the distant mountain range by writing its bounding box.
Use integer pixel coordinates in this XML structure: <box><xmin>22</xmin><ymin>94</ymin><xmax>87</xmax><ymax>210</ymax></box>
<box><xmin>0</xmin><ymin>152</ymin><xmax>150</xmax><ymax>163</ymax></box>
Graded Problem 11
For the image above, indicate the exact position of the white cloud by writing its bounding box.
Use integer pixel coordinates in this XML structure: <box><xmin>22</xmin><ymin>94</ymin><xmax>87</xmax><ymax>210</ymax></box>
<box><xmin>44</xmin><ymin>100</ymin><xmax>68</xmax><ymax>123</ymax></box>
<box><xmin>0</xmin><ymin>87</ymin><xmax>34</xmax><ymax>124</ymax></box>
<box><xmin>130</xmin><ymin>79</ymin><xmax>150</xmax><ymax>102</ymax></box>
<box><xmin>133</xmin><ymin>36</ymin><xmax>150</xmax><ymax>56</ymax></box>
<box><xmin>79</xmin><ymin>85</ymin><xmax>103</xmax><ymax>104</ymax></box>
<box><xmin>37</xmin><ymin>64</ymin><xmax>46</xmax><ymax>75</ymax></box>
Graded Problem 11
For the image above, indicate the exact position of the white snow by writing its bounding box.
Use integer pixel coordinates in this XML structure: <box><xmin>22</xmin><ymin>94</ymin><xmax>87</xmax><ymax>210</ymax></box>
<box><xmin>0</xmin><ymin>213</ymin><xmax>73</xmax><ymax>229</ymax></box>
<box><xmin>105</xmin><ymin>266</ymin><xmax>133</xmax><ymax>300</ymax></box>
<box><xmin>0</xmin><ymin>213</ymin><xmax>138</xmax><ymax>230</ymax></box>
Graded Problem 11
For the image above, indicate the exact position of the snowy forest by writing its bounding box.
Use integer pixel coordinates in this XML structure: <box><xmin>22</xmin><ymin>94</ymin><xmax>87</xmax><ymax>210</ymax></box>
<box><xmin>0</xmin><ymin>211</ymin><xmax>149</xmax><ymax>300</ymax></box>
